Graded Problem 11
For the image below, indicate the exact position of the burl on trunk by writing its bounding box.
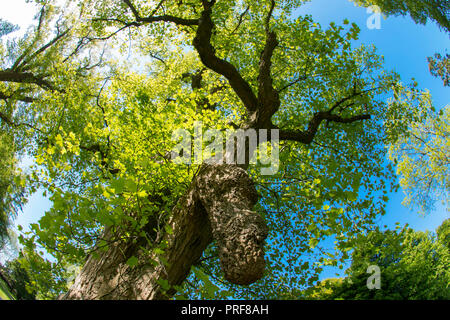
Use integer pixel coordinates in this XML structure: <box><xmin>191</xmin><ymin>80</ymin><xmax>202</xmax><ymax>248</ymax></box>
<box><xmin>61</xmin><ymin>164</ymin><xmax>268</xmax><ymax>300</ymax></box>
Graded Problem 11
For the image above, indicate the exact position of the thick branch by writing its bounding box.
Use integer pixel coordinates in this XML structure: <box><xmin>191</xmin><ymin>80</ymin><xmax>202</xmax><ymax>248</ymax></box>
<box><xmin>0</xmin><ymin>70</ymin><xmax>56</xmax><ymax>91</ymax></box>
<box><xmin>193</xmin><ymin>1</ymin><xmax>258</xmax><ymax>113</ymax></box>
<box><xmin>122</xmin><ymin>0</ymin><xmax>199</xmax><ymax>26</ymax></box>
<box><xmin>0</xmin><ymin>91</ymin><xmax>34</xmax><ymax>103</ymax></box>
<box><xmin>118</xmin><ymin>1</ymin><xmax>258</xmax><ymax>114</ymax></box>
<box><xmin>279</xmin><ymin>111</ymin><xmax>371</xmax><ymax>144</ymax></box>
<box><xmin>12</xmin><ymin>28</ymin><xmax>70</xmax><ymax>72</ymax></box>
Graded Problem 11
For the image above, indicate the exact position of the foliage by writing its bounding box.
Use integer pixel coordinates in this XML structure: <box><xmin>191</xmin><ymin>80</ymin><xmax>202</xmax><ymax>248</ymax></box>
<box><xmin>352</xmin><ymin>0</ymin><xmax>450</xmax><ymax>32</ymax></box>
<box><xmin>4</xmin><ymin>246</ymin><xmax>76</xmax><ymax>300</ymax></box>
<box><xmin>0</xmin><ymin>259</ymin><xmax>36</xmax><ymax>300</ymax></box>
<box><xmin>0</xmin><ymin>131</ymin><xmax>26</xmax><ymax>251</ymax></box>
<box><xmin>0</xmin><ymin>0</ymin><xmax>446</xmax><ymax>299</ymax></box>
<box><xmin>0</xmin><ymin>270</ymin><xmax>15</xmax><ymax>300</ymax></box>
<box><xmin>305</xmin><ymin>221</ymin><xmax>450</xmax><ymax>300</ymax></box>
<box><xmin>428</xmin><ymin>53</ymin><xmax>450</xmax><ymax>87</ymax></box>
<box><xmin>388</xmin><ymin>105</ymin><xmax>449</xmax><ymax>213</ymax></box>
<box><xmin>436</xmin><ymin>218</ymin><xmax>450</xmax><ymax>249</ymax></box>
<box><xmin>300</xmin><ymin>277</ymin><xmax>344</xmax><ymax>299</ymax></box>
<box><xmin>0</xmin><ymin>19</ymin><xmax>19</xmax><ymax>38</ymax></box>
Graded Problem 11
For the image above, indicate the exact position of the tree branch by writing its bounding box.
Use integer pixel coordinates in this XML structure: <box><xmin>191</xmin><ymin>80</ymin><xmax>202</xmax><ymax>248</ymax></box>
<box><xmin>0</xmin><ymin>70</ymin><xmax>57</xmax><ymax>91</ymax></box>
<box><xmin>256</xmin><ymin>0</ymin><xmax>280</xmax><ymax>127</ymax></box>
<box><xmin>193</xmin><ymin>1</ymin><xmax>258</xmax><ymax>114</ymax></box>
<box><xmin>12</xmin><ymin>28</ymin><xmax>70</xmax><ymax>72</ymax></box>
<box><xmin>10</xmin><ymin>5</ymin><xmax>47</xmax><ymax>71</ymax></box>
<box><xmin>0</xmin><ymin>110</ymin><xmax>45</xmax><ymax>134</ymax></box>
<box><xmin>122</xmin><ymin>0</ymin><xmax>199</xmax><ymax>26</ymax></box>
<box><xmin>278</xmin><ymin>111</ymin><xmax>371</xmax><ymax>144</ymax></box>
<box><xmin>229</xmin><ymin>5</ymin><xmax>250</xmax><ymax>35</ymax></box>
<box><xmin>278</xmin><ymin>74</ymin><xmax>308</xmax><ymax>93</ymax></box>
<box><xmin>0</xmin><ymin>91</ymin><xmax>34</xmax><ymax>103</ymax></box>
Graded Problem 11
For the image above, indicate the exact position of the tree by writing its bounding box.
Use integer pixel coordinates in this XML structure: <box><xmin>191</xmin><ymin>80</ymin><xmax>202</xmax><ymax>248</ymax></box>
<box><xmin>0</xmin><ymin>246</ymin><xmax>76</xmax><ymax>300</ymax></box>
<box><xmin>307</xmin><ymin>220</ymin><xmax>450</xmax><ymax>300</ymax></box>
<box><xmin>0</xmin><ymin>0</ymin><xmax>443</xmax><ymax>300</ymax></box>
<box><xmin>388</xmin><ymin>103</ymin><xmax>449</xmax><ymax>213</ymax></box>
<box><xmin>436</xmin><ymin>218</ymin><xmax>450</xmax><ymax>249</ymax></box>
<box><xmin>0</xmin><ymin>18</ymin><xmax>25</xmax><ymax>254</ymax></box>
<box><xmin>0</xmin><ymin>131</ymin><xmax>26</xmax><ymax>252</ymax></box>
<box><xmin>428</xmin><ymin>53</ymin><xmax>449</xmax><ymax>87</ymax></box>
<box><xmin>358</xmin><ymin>0</ymin><xmax>450</xmax><ymax>215</ymax></box>
<box><xmin>352</xmin><ymin>0</ymin><xmax>450</xmax><ymax>32</ymax></box>
<box><xmin>0</xmin><ymin>3</ymin><xmax>105</xmax><ymax>253</ymax></box>
<box><xmin>0</xmin><ymin>19</ymin><xmax>19</xmax><ymax>38</ymax></box>
<box><xmin>0</xmin><ymin>259</ymin><xmax>36</xmax><ymax>300</ymax></box>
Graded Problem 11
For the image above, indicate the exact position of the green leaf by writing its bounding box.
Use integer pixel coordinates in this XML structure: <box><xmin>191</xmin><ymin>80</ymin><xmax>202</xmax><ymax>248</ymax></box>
<box><xmin>126</xmin><ymin>256</ymin><xmax>139</xmax><ymax>267</ymax></box>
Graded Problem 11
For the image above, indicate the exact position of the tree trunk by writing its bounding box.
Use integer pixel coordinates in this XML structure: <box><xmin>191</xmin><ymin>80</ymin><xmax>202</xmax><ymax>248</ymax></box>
<box><xmin>61</xmin><ymin>164</ymin><xmax>268</xmax><ymax>300</ymax></box>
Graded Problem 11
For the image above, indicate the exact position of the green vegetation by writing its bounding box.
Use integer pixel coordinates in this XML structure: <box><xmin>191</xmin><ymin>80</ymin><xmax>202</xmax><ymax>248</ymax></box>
<box><xmin>0</xmin><ymin>0</ymin><xmax>448</xmax><ymax>299</ymax></box>
<box><xmin>352</xmin><ymin>0</ymin><xmax>450</xmax><ymax>32</ymax></box>
<box><xmin>0</xmin><ymin>272</ymin><xmax>15</xmax><ymax>300</ymax></box>
<box><xmin>302</xmin><ymin>219</ymin><xmax>450</xmax><ymax>300</ymax></box>
<box><xmin>0</xmin><ymin>131</ymin><xmax>26</xmax><ymax>252</ymax></box>
<box><xmin>388</xmin><ymin>105</ymin><xmax>449</xmax><ymax>213</ymax></box>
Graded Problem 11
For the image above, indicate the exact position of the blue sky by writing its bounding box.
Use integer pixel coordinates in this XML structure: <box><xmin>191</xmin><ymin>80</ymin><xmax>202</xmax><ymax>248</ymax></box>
<box><xmin>1</xmin><ymin>0</ymin><xmax>449</xmax><ymax>281</ymax></box>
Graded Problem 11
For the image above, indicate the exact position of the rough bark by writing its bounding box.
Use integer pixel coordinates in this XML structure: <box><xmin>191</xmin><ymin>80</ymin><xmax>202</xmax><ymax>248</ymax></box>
<box><xmin>196</xmin><ymin>164</ymin><xmax>268</xmax><ymax>285</ymax></box>
<box><xmin>61</xmin><ymin>164</ymin><xmax>268</xmax><ymax>299</ymax></box>
<box><xmin>0</xmin><ymin>70</ymin><xmax>55</xmax><ymax>90</ymax></box>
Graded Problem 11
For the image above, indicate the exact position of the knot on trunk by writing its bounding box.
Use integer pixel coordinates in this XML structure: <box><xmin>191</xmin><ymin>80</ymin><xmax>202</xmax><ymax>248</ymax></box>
<box><xmin>216</xmin><ymin>208</ymin><xmax>268</xmax><ymax>285</ymax></box>
<box><xmin>196</xmin><ymin>164</ymin><xmax>268</xmax><ymax>285</ymax></box>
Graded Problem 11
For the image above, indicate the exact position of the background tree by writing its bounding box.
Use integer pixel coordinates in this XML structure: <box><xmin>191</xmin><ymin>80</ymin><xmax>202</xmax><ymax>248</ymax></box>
<box><xmin>304</xmin><ymin>220</ymin><xmax>450</xmax><ymax>300</ymax></box>
<box><xmin>428</xmin><ymin>53</ymin><xmax>449</xmax><ymax>87</ymax></box>
<box><xmin>0</xmin><ymin>19</ymin><xmax>18</xmax><ymax>38</ymax></box>
<box><xmin>388</xmin><ymin>105</ymin><xmax>449</xmax><ymax>213</ymax></box>
<box><xmin>0</xmin><ymin>259</ymin><xmax>36</xmax><ymax>300</ymax></box>
<box><xmin>0</xmin><ymin>246</ymin><xmax>75</xmax><ymax>300</ymax></box>
<box><xmin>0</xmin><ymin>18</ymin><xmax>26</xmax><ymax>255</ymax></box>
<box><xmin>352</xmin><ymin>0</ymin><xmax>450</xmax><ymax>32</ymax></box>
<box><xmin>0</xmin><ymin>8</ymin><xmax>98</xmax><ymax>257</ymax></box>
<box><xmin>0</xmin><ymin>131</ymin><xmax>26</xmax><ymax>253</ymax></box>
<box><xmin>436</xmin><ymin>218</ymin><xmax>450</xmax><ymax>249</ymax></box>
